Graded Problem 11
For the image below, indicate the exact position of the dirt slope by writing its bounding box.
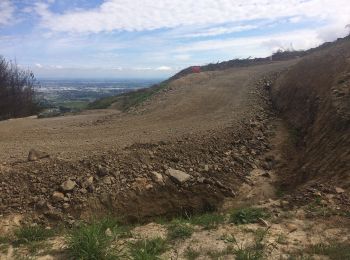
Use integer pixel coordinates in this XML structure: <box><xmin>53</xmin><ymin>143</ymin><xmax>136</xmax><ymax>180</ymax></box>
<box><xmin>0</xmin><ymin>61</ymin><xmax>294</xmax><ymax>163</ymax></box>
<box><xmin>271</xmin><ymin>36</ymin><xmax>350</xmax><ymax>189</ymax></box>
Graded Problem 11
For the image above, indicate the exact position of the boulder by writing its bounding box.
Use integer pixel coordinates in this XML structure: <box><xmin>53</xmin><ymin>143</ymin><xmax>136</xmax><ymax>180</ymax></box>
<box><xmin>61</xmin><ymin>179</ymin><xmax>76</xmax><ymax>191</ymax></box>
<box><xmin>166</xmin><ymin>168</ymin><xmax>191</xmax><ymax>184</ymax></box>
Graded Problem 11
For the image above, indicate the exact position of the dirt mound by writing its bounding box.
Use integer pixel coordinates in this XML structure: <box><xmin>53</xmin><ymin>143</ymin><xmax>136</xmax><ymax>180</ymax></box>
<box><xmin>271</xmin><ymin>37</ymin><xmax>350</xmax><ymax>190</ymax></box>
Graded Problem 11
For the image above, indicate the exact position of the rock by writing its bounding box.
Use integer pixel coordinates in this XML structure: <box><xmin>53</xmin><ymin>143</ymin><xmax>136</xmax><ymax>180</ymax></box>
<box><xmin>28</xmin><ymin>149</ymin><xmax>49</xmax><ymax>161</ymax></box>
<box><xmin>105</xmin><ymin>228</ymin><xmax>113</xmax><ymax>237</ymax></box>
<box><xmin>52</xmin><ymin>191</ymin><xmax>65</xmax><ymax>202</ymax></box>
<box><xmin>335</xmin><ymin>187</ymin><xmax>345</xmax><ymax>194</ymax></box>
<box><xmin>204</xmin><ymin>165</ymin><xmax>209</xmax><ymax>172</ymax></box>
<box><xmin>151</xmin><ymin>171</ymin><xmax>164</xmax><ymax>184</ymax></box>
<box><xmin>81</xmin><ymin>176</ymin><xmax>94</xmax><ymax>188</ymax></box>
<box><xmin>285</xmin><ymin>223</ymin><xmax>298</xmax><ymax>233</ymax></box>
<box><xmin>63</xmin><ymin>203</ymin><xmax>70</xmax><ymax>209</ymax></box>
<box><xmin>103</xmin><ymin>176</ymin><xmax>112</xmax><ymax>185</ymax></box>
<box><xmin>61</xmin><ymin>180</ymin><xmax>76</xmax><ymax>191</ymax></box>
<box><xmin>166</xmin><ymin>168</ymin><xmax>191</xmax><ymax>184</ymax></box>
<box><xmin>97</xmin><ymin>165</ymin><xmax>109</xmax><ymax>176</ymax></box>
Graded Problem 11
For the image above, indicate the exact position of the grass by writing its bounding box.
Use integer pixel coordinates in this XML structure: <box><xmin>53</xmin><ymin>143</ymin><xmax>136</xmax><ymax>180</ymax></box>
<box><xmin>308</xmin><ymin>242</ymin><xmax>350</xmax><ymax>260</ymax></box>
<box><xmin>184</xmin><ymin>247</ymin><xmax>201</xmax><ymax>260</ymax></box>
<box><xmin>88</xmin><ymin>83</ymin><xmax>168</xmax><ymax>111</ymax></box>
<box><xmin>130</xmin><ymin>237</ymin><xmax>167</xmax><ymax>260</ymax></box>
<box><xmin>190</xmin><ymin>213</ymin><xmax>225</xmax><ymax>230</ymax></box>
<box><xmin>14</xmin><ymin>225</ymin><xmax>55</xmax><ymax>245</ymax></box>
<box><xmin>229</xmin><ymin>207</ymin><xmax>269</xmax><ymax>225</ymax></box>
<box><xmin>66</xmin><ymin>218</ymin><xmax>126</xmax><ymax>260</ymax></box>
<box><xmin>167</xmin><ymin>220</ymin><xmax>194</xmax><ymax>240</ymax></box>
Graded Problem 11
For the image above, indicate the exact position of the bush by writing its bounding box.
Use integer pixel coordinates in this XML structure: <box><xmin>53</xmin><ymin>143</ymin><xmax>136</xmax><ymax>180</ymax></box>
<box><xmin>0</xmin><ymin>56</ymin><xmax>38</xmax><ymax>120</ymax></box>
<box><xmin>167</xmin><ymin>220</ymin><xmax>193</xmax><ymax>240</ymax></box>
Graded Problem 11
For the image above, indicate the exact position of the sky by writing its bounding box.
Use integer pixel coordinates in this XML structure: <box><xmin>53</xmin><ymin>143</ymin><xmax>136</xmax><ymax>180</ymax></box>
<box><xmin>0</xmin><ymin>0</ymin><xmax>349</xmax><ymax>79</ymax></box>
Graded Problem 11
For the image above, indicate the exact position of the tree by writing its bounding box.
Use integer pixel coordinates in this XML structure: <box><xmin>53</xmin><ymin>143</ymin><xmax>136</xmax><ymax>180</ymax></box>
<box><xmin>0</xmin><ymin>56</ymin><xmax>38</xmax><ymax>120</ymax></box>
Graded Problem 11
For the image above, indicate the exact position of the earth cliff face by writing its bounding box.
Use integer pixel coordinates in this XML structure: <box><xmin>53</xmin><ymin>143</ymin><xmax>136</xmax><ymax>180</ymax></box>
<box><xmin>271</xmin><ymin>37</ymin><xmax>350</xmax><ymax>189</ymax></box>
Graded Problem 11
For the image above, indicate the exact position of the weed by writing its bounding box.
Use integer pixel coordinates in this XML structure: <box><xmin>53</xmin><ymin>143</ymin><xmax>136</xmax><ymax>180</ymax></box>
<box><xmin>190</xmin><ymin>213</ymin><xmax>225</xmax><ymax>230</ymax></box>
<box><xmin>130</xmin><ymin>237</ymin><xmax>167</xmax><ymax>260</ymax></box>
<box><xmin>14</xmin><ymin>225</ymin><xmax>54</xmax><ymax>245</ymax></box>
<box><xmin>184</xmin><ymin>247</ymin><xmax>200</xmax><ymax>260</ymax></box>
<box><xmin>167</xmin><ymin>220</ymin><xmax>193</xmax><ymax>240</ymax></box>
<box><xmin>230</xmin><ymin>207</ymin><xmax>269</xmax><ymax>225</ymax></box>
<box><xmin>276</xmin><ymin>234</ymin><xmax>288</xmax><ymax>245</ymax></box>
<box><xmin>66</xmin><ymin>218</ymin><xmax>125</xmax><ymax>260</ymax></box>
<box><xmin>308</xmin><ymin>242</ymin><xmax>350</xmax><ymax>260</ymax></box>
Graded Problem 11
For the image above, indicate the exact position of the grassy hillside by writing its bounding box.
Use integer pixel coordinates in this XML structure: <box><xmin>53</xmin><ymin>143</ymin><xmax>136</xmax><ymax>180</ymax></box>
<box><xmin>88</xmin><ymin>82</ymin><xmax>168</xmax><ymax>111</ymax></box>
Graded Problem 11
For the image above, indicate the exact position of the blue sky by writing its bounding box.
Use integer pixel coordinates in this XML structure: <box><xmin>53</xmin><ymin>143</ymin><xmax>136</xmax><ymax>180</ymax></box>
<box><xmin>0</xmin><ymin>0</ymin><xmax>349</xmax><ymax>79</ymax></box>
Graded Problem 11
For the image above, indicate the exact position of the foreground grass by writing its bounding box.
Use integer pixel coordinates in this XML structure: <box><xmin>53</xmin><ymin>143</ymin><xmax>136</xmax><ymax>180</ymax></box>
<box><xmin>14</xmin><ymin>225</ymin><xmax>55</xmax><ymax>245</ymax></box>
<box><xmin>66</xmin><ymin>218</ymin><xmax>127</xmax><ymax>260</ymax></box>
<box><xmin>130</xmin><ymin>238</ymin><xmax>167</xmax><ymax>260</ymax></box>
<box><xmin>230</xmin><ymin>207</ymin><xmax>270</xmax><ymax>225</ymax></box>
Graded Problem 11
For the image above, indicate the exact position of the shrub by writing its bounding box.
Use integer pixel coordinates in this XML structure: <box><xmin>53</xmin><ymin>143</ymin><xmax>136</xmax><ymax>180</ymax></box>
<box><xmin>130</xmin><ymin>238</ymin><xmax>167</xmax><ymax>260</ymax></box>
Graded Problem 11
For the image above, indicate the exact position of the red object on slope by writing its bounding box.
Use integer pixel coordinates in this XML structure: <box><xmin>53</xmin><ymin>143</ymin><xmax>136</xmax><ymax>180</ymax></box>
<box><xmin>191</xmin><ymin>66</ymin><xmax>201</xmax><ymax>73</ymax></box>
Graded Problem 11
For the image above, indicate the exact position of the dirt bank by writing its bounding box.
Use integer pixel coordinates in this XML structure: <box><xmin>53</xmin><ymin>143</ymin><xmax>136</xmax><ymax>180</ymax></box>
<box><xmin>271</xmin><ymin>36</ymin><xmax>350</xmax><ymax>190</ymax></box>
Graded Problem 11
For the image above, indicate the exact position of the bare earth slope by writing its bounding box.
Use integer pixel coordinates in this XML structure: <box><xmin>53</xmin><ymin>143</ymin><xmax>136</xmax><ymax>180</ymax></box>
<box><xmin>0</xmin><ymin>61</ymin><xmax>293</xmax><ymax>163</ymax></box>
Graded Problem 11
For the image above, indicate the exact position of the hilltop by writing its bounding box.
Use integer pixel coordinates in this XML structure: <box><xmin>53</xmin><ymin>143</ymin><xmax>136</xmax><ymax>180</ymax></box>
<box><xmin>0</xmin><ymin>36</ymin><xmax>349</xmax><ymax>259</ymax></box>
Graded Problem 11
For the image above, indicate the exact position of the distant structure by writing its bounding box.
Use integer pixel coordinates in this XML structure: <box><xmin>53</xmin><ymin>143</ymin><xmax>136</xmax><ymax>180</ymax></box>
<box><xmin>191</xmin><ymin>66</ymin><xmax>201</xmax><ymax>73</ymax></box>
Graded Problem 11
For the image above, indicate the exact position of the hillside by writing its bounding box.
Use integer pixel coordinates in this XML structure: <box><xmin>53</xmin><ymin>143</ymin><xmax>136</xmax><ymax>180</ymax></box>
<box><xmin>0</xmin><ymin>37</ymin><xmax>349</xmax><ymax>259</ymax></box>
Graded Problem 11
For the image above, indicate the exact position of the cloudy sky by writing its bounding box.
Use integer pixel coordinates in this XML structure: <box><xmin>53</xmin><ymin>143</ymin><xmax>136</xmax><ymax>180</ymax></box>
<box><xmin>0</xmin><ymin>0</ymin><xmax>349</xmax><ymax>78</ymax></box>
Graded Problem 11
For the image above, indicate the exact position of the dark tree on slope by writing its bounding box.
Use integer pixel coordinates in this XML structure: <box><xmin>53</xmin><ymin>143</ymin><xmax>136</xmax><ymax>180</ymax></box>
<box><xmin>0</xmin><ymin>56</ymin><xmax>38</xmax><ymax>120</ymax></box>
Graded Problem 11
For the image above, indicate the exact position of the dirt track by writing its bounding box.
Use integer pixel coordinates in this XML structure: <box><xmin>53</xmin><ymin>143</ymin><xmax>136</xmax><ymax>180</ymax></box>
<box><xmin>0</xmin><ymin>61</ymin><xmax>295</xmax><ymax>163</ymax></box>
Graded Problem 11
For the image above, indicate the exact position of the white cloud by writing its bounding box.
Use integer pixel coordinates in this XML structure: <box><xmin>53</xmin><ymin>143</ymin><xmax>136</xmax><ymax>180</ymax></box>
<box><xmin>35</xmin><ymin>0</ymin><xmax>350</xmax><ymax>35</ymax></box>
<box><xmin>155</xmin><ymin>66</ymin><xmax>172</xmax><ymax>71</ymax></box>
<box><xmin>182</xmin><ymin>25</ymin><xmax>258</xmax><ymax>38</ymax></box>
<box><xmin>35</xmin><ymin>63</ymin><xmax>43</xmax><ymax>68</ymax></box>
<box><xmin>0</xmin><ymin>0</ymin><xmax>15</xmax><ymax>26</ymax></box>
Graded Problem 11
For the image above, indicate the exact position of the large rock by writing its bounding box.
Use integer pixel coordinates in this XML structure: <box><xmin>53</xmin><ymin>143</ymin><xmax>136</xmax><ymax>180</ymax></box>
<box><xmin>61</xmin><ymin>179</ymin><xmax>76</xmax><ymax>191</ymax></box>
<box><xmin>28</xmin><ymin>149</ymin><xmax>49</xmax><ymax>161</ymax></box>
<box><xmin>166</xmin><ymin>168</ymin><xmax>191</xmax><ymax>184</ymax></box>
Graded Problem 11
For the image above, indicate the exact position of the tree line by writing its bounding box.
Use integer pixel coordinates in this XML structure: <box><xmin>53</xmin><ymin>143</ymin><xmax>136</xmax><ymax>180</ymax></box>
<box><xmin>0</xmin><ymin>56</ymin><xmax>38</xmax><ymax>120</ymax></box>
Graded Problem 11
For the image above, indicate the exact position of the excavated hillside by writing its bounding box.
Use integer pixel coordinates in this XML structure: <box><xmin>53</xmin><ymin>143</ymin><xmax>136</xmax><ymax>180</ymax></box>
<box><xmin>271</xmin><ymin>36</ymin><xmax>350</xmax><ymax>190</ymax></box>
<box><xmin>0</xmin><ymin>37</ymin><xmax>349</xmax><ymax>260</ymax></box>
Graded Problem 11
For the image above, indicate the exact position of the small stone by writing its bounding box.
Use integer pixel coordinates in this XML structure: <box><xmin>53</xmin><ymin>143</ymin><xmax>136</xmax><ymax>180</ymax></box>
<box><xmin>52</xmin><ymin>191</ymin><xmax>65</xmax><ymax>202</ymax></box>
<box><xmin>103</xmin><ymin>177</ymin><xmax>112</xmax><ymax>185</ymax></box>
<box><xmin>204</xmin><ymin>165</ymin><xmax>209</xmax><ymax>172</ymax></box>
<box><xmin>97</xmin><ymin>165</ymin><xmax>109</xmax><ymax>176</ymax></box>
<box><xmin>61</xmin><ymin>179</ymin><xmax>76</xmax><ymax>191</ymax></box>
<box><xmin>28</xmin><ymin>149</ymin><xmax>49</xmax><ymax>161</ymax></box>
<box><xmin>63</xmin><ymin>203</ymin><xmax>70</xmax><ymax>209</ymax></box>
<box><xmin>151</xmin><ymin>171</ymin><xmax>164</xmax><ymax>184</ymax></box>
<box><xmin>166</xmin><ymin>168</ymin><xmax>191</xmax><ymax>184</ymax></box>
<box><xmin>335</xmin><ymin>187</ymin><xmax>345</xmax><ymax>194</ymax></box>
<box><xmin>146</xmin><ymin>184</ymin><xmax>153</xmax><ymax>190</ymax></box>
<box><xmin>105</xmin><ymin>228</ymin><xmax>113</xmax><ymax>237</ymax></box>
<box><xmin>285</xmin><ymin>223</ymin><xmax>298</xmax><ymax>233</ymax></box>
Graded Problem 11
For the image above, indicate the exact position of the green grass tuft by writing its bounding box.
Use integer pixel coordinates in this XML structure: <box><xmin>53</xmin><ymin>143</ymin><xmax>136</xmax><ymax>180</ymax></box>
<box><xmin>230</xmin><ymin>207</ymin><xmax>269</xmax><ymax>225</ymax></box>
<box><xmin>14</xmin><ymin>225</ymin><xmax>54</xmax><ymax>245</ymax></box>
<box><xmin>130</xmin><ymin>237</ymin><xmax>167</xmax><ymax>260</ymax></box>
<box><xmin>308</xmin><ymin>242</ymin><xmax>350</xmax><ymax>260</ymax></box>
<box><xmin>167</xmin><ymin>220</ymin><xmax>193</xmax><ymax>240</ymax></box>
<box><xmin>190</xmin><ymin>213</ymin><xmax>225</xmax><ymax>230</ymax></box>
<box><xmin>66</xmin><ymin>218</ymin><xmax>126</xmax><ymax>260</ymax></box>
